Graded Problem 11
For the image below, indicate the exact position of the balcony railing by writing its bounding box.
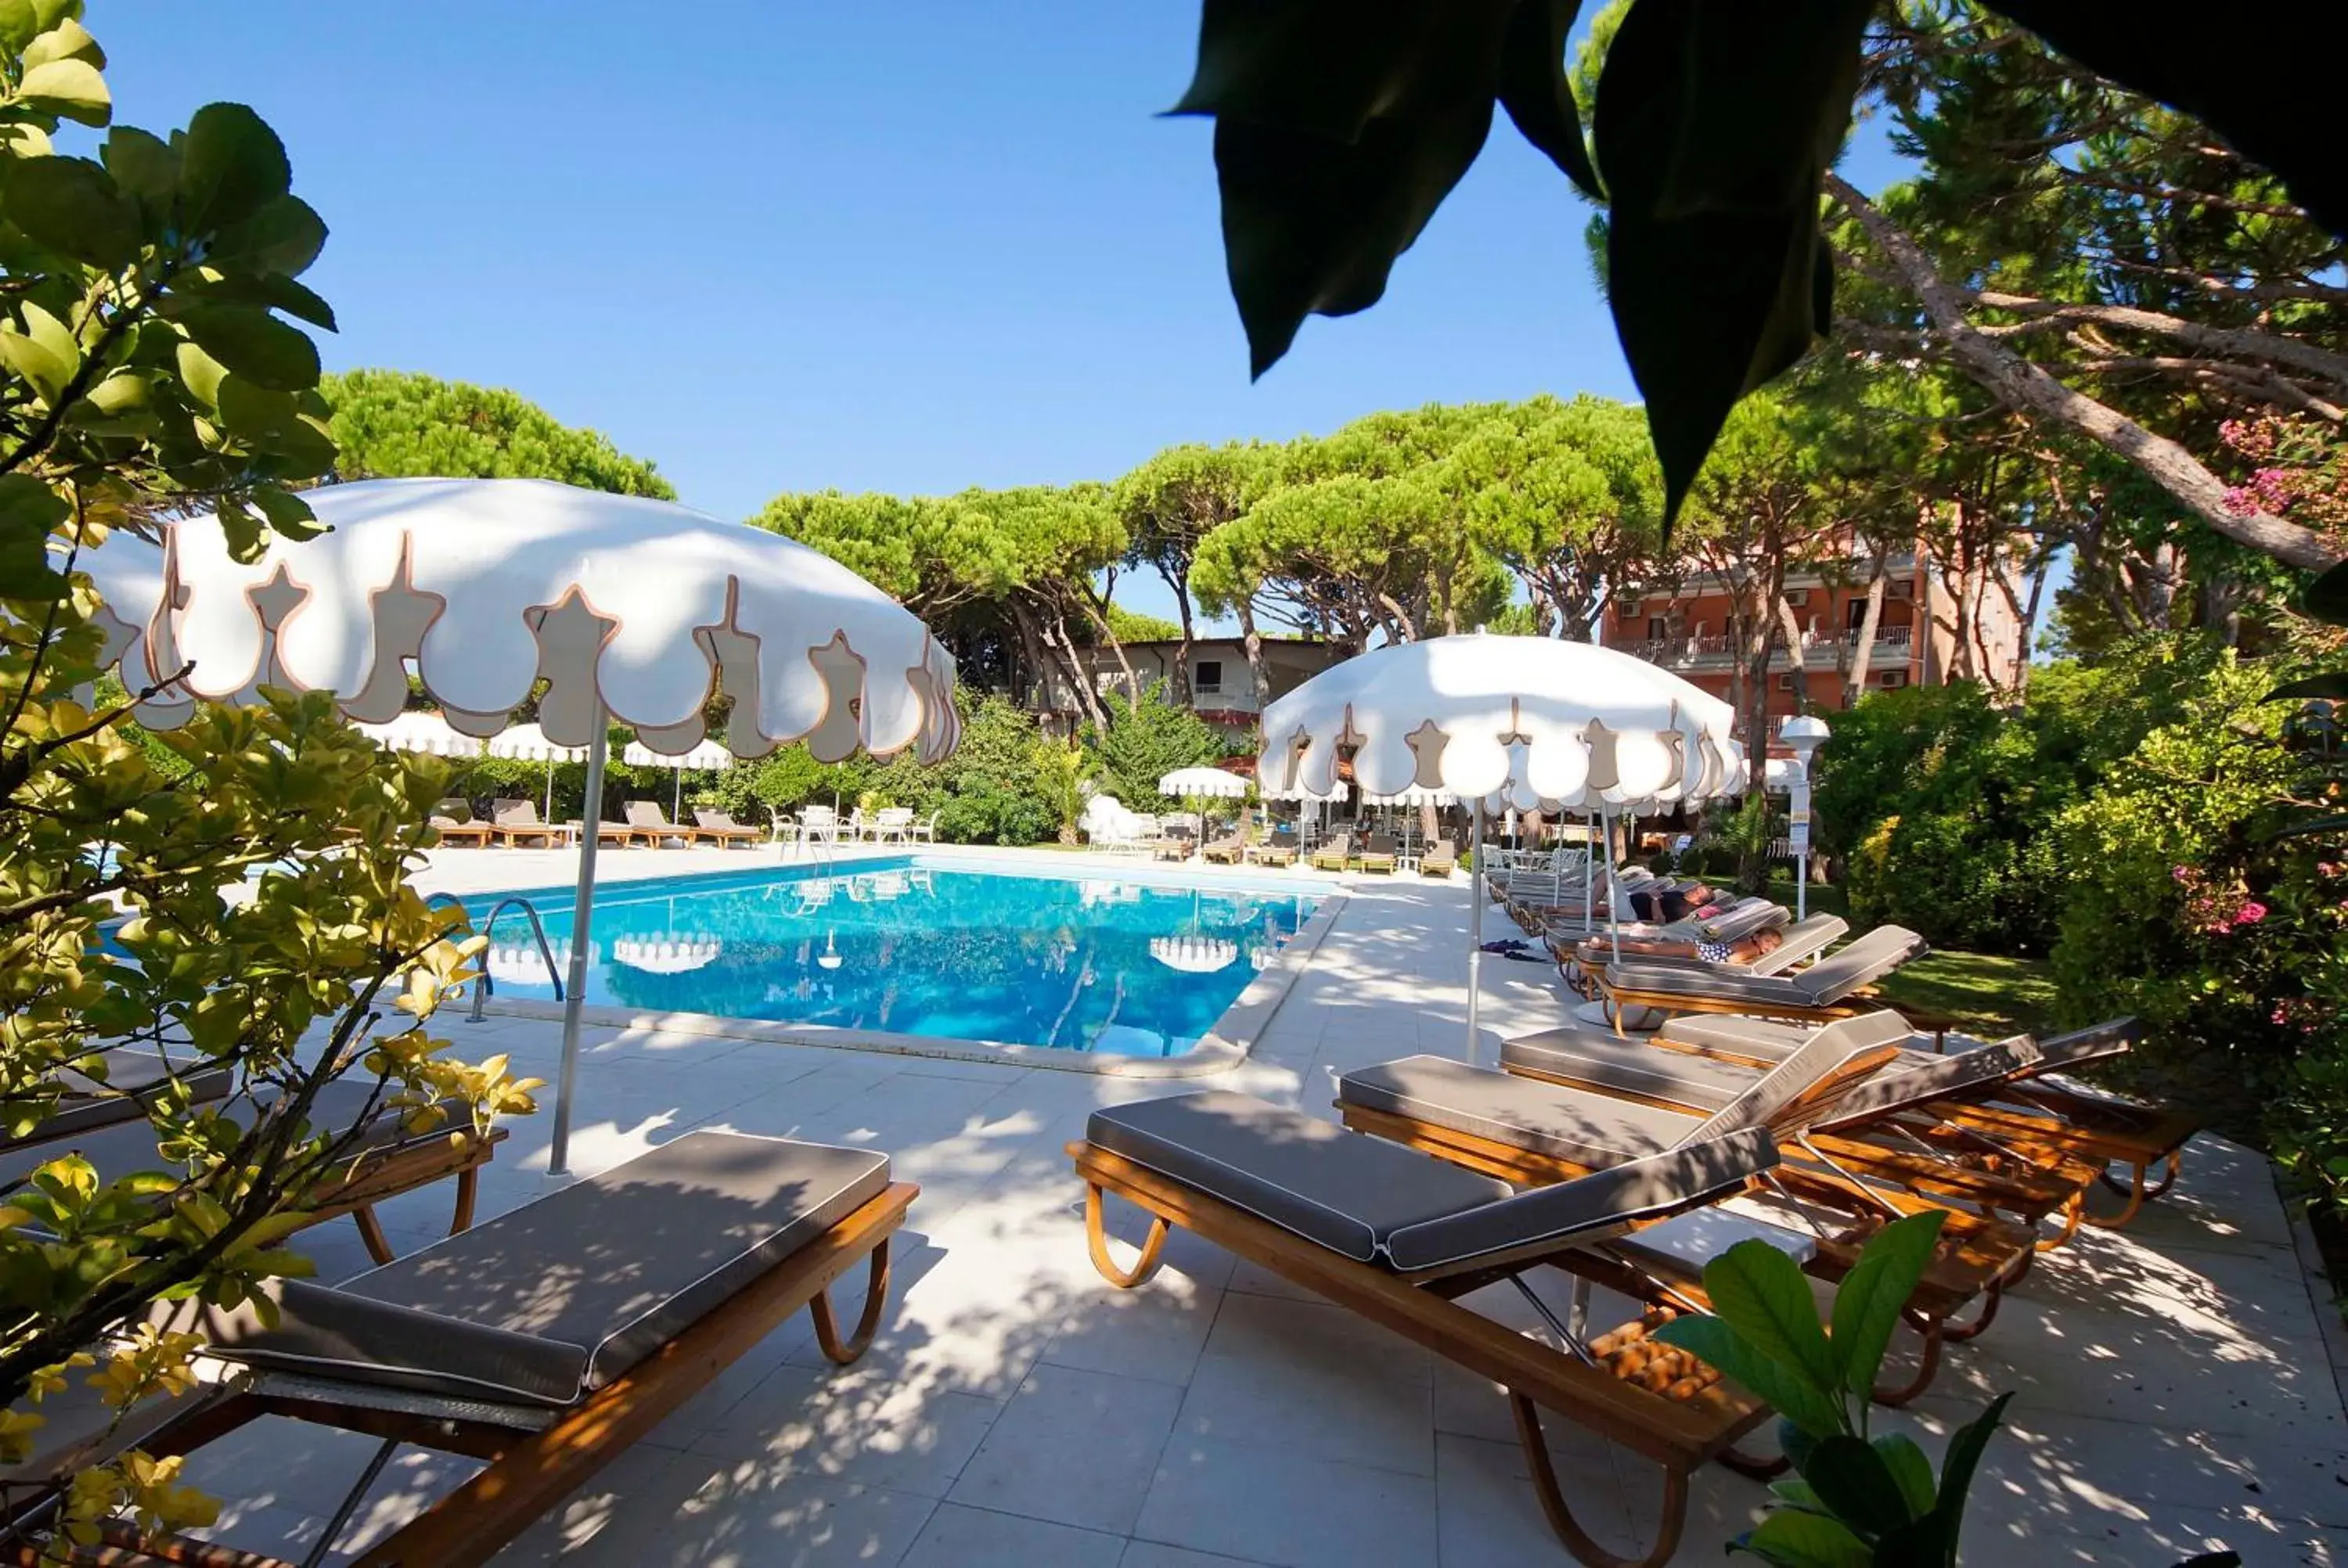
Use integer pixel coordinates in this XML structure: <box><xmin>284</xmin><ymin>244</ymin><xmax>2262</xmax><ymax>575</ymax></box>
<box><xmin>1625</xmin><ymin>623</ymin><xmax>1914</xmax><ymax>669</ymax></box>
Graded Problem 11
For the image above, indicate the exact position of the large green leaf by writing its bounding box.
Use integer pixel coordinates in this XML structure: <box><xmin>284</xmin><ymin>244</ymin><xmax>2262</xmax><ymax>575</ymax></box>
<box><xmin>175</xmin><ymin>303</ymin><xmax>318</xmax><ymax>392</ymax></box>
<box><xmin>0</xmin><ymin>0</ymin><xmax>41</xmax><ymax>51</ymax></box>
<box><xmin>0</xmin><ymin>471</ymin><xmax>70</xmax><ymax>600</ymax></box>
<box><xmin>178</xmin><ymin>102</ymin><xmax>291</xmax><ymax>235</ymax></box>
<box><xmin>2267</xmin><ymin>674</ymin><xmax>2348</xmax><ymax>703</ymax></box>
<box><xmin>203</xmin><ymin>192</ymin><xmax>327</xmax><ymax>279</ymax></box>
<box><xmin>1798</xmin><ymin>1433</ymin><xmax>1917</xmax><ymax>1538</ymax></box>
<box><xmin>1697</xmin><ymin>1236</ymin><xmax>1843</xmax><ymax>1405</ymax></box>
<box><xmin>1174</xmin><ymin>0</ymin><xmax>1515</xmax><ymax>143</ymax></box>
<box><xmin>1871</xmin><ymin>1431</ymin><xmax>1939</xmax><ymax>1519</ymax></box>
<box><xmin>15</xmin><ymin>56</ymin><xmax>110</xmax><ymax>125</ymax></box>
<box><xmin>1982</xmin><ymin>2</ymin><xmax>2346</xmax><ymax>240</ymax></box>
<box><xmin>1496</xmin><ymin>0</ymin><xmax>1598</xmax><ymax>196</ymax></box>
<box><xmin>1590</xmin><ymin>0</ymin><xmax>1872</xmax><ymax>527</ymax></box>
<box><xmin>175</xmin><ymin>269</ymin><xmax>337</xmax><ymax>331</ymax></box>
<box><xmin>1212</xmin><ymin>106</ymin><xmax>1493</xmax><ymax>377</ymax></box>
<box><xmin>1882</xmin><ymin>1391</ymin><xmax>2011</xmax><ymax>1567</ymax></box>
<box><xmin>1733</xmin><ymin>1509</ymin><xmax>1872</xmax><ymax>1568</ymax></box>
<box><xmin>4</xmin><ymin>152</ymin><xmax>140</xmax><ymax>268</ymax></box>
<box><xmin>1828</xmin><ymin>1210</ymin><xmax>1944</xmax><ymax>1399</ymax></box>
<box><xmin>1652</xmin><ymin>1312</ymin><xmax>1846</xmax><ymax>1437</ymax></box>
<box><xmin>100</xmin><ymin>124</ymin><xmax>178</xmax><ymax>225</ymax></box>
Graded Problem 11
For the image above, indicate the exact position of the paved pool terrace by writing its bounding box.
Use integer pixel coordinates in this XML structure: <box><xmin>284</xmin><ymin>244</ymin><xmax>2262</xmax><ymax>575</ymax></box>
<box><xmin>164</xmin><ymin>843</ymin><xmax>2348</xmax><ymax>1565</ymax></box>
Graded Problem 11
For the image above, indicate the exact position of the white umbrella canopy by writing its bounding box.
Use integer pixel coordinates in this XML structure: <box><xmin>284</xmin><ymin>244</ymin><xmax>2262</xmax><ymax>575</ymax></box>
<box><xmin>359</xmin><ymin>710</ymin><xmax>484</xmax><ymax>758</ymax></box>
<box><xmin>1158</xmin><ymin>765</ymin><xmax>1249</xmax><ymax>799</ymax></box>
<box><xmin>87</xmin><ymin>477</ymin><xmax>959</xmax><ymax>1174</ymax></box>
<box><xmin>1258</xmin><ymin>635</ymin><xmax>1746</xmax><ymax>1063</ymax></box>
<box><xmin>1259</xmin><ymin>634</ymin><xmax>1739</xmax><ymax>809</ymax></box>
<box><xmin>486</xmin><ymin>722</ymin><xmax>588</xmax><ymax>764</ymax></box>
<box><xmin>621</xmin><ymin>737</ymin><xmax>732</xmax><ymax>771</ymax></box>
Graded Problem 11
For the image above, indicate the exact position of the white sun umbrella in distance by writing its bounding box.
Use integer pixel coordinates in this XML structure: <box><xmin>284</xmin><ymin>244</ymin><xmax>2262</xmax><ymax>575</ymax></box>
<box><xmin>358</xmin><ymin>710</ymin><xmax>485</xmax><ymax>759</ymax></box>
<box><xmin>1258</xmin><ymin>634</ymin><xmax>1744</xmax><ymax>1062</ymax></box>
<box><xmin>87</xmin><ymin>477</ymin><xmax>960</xmax><ymax>1175</ymax></box>
<box><xmin>485</xmin><ymin>721</ymin><xmax>589</xmax><ymax>822</ymax></box>
<box><xmin>622</xmin><ymin>735</ymin><xmax>731</xmax><ymax>821</ymax></box>
<box><xmin>1158</xmin><ymin>765</ymin><xmax>1248</xmax><ymax>799</ymax></box>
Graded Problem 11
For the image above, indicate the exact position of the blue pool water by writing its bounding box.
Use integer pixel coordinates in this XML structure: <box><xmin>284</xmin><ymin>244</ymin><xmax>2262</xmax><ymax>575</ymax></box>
<box><xmin>464</xmin><ymin>858</ymin><xmax>1320</xmax><ymax>1058</ymax></box>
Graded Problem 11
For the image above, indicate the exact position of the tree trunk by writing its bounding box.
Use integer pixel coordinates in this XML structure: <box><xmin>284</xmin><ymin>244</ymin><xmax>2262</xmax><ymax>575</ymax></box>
<box><xmin>1079</xmin><ymin>592</ymin><xmax>1143</xmax><ymax>706</ymax></box>
<box><xmin>1161</xmin><ymin>563</ymin><xmax>1197</xmax><ymax>703</ymax></box>
<box><xmin>1826</xmin><ymin>172</ymin><xmax>2344</xmax><ymax>574</ymax></box>
<box><xmin>1772</xmin><ymin>595</ymin><xmax>1815</xmax><ymax>713</ymax></box>
<box><xmin>1844</xmin><ymin>546</ymin><xmax>1891</xmax><ymax>703</ymax></box>
<box><xmin>1235</xmin><ymin>599</ymin><xmax>1267</xmax><ymax>712</ymax></box>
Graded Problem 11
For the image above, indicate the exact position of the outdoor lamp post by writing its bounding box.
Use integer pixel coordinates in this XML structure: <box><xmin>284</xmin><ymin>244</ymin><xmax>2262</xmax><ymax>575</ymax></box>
<box><xmin>1778</xmin><ymin>714</ymin><xmax>1831</xmax><ymax>921</ymax></box>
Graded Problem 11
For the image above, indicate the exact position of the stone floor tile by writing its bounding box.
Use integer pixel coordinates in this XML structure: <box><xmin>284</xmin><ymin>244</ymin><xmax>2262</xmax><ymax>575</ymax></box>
<box><xmin>949</xmin><ymin>1364</ymin><xmax>1184</xmax><ymax>1534</ymax></box>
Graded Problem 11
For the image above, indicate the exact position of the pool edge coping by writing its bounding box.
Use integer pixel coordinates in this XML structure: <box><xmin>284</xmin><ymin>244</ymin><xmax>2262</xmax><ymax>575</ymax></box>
<box><xmin>477</xmin><ymin>884</ymin><xmax>1352</xmax><ymax>1077</ymax></box>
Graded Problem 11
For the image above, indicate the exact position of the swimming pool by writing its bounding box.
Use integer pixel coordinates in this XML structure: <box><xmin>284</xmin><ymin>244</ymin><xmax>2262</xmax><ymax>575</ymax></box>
<box><xmin>463</xmin><ymin>858</ymin><xmax>1323</xmax><ymax>1059</ymax></box>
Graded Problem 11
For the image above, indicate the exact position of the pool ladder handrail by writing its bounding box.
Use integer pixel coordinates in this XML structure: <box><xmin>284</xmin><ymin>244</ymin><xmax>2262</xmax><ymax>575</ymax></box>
<box><xmin>427</xmin><ymin>892</ymin><xmax>564</xmax><ymax>1021</ymax></box>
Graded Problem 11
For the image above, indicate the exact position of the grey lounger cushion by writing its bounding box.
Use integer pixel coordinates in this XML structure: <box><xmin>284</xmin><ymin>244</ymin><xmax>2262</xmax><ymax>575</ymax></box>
<box><xmin>1508</xmin><ymin>1013</ymin><xmax>2022</xmax><ymax>1129</ymax></box>
<box><xmin>1087</xmin><ymin>1090</ymin><xmax>1774</xmax><ymax>1272</ymax></box>
<box><xmin>191</xmin><ymin>1130</ymin><xmax>891</xmax><ymax>1408</ymax></box>
<box><xmin>0</xmin><ymin>1074</ymin><xmax>457</xmax><ymax>1190</ymax></box>
<box><xmin>1506</xmin><ymin>1028</ymin><xmax>1776</xmax><ymax>1116</ymax></box>
<box><xmin>2</xmin><ymin>1048</ymin><xmax>233</xmax><ymax>1153</ymax></box>
<box><xmin>2026</xmin><ymin>1018</ymin><xmax>2140</xmax><ymax>1074</ymax></box>
<box><xmin>1612</xmin><ymin>925</ymin><xmax>1926</xmax><ymax>1009</ymax></box>
<box><xmin>1341</xmin><ymin>1056</ymin><xmax>1701</xmax><ymax>1167</ymax></box>
<box><xmin>1385</xmin><ymin>1131</ymin><xmax>1776</xmax><ymax>1272</ymax></box>
<box><xmin>1352</xmin><ymin>1014</ymin><xmax>1905</xmax><ymax>1167</ymax></box>
<box><xmin>1087</xmin><ymin>1091</ymin><xmax>1511</xmax><ymax>1263</ymax></box>
<box><xmin>1814</xmin><ymin>1037</ymin><xmax>2041</xmax><ymax>1127</ymax></box>
<box><xmin>1658</xmin><ymin>1014</ymin><xmax>1813</xmax><ymax>1063</ymax></box>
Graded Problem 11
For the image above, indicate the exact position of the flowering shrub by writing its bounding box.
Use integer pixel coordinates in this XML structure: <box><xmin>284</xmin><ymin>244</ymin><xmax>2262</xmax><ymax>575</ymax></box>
<box><xmin>2048</xmin><ymin>651</ymin><xmax>2348</xmax><ymax>1194</ymax></box>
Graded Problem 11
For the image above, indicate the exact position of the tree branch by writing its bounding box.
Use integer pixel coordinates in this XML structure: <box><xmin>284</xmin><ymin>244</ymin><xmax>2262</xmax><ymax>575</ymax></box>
<box><xmin>1968</xmin><ymin>290</ymin><xmax>2348</xmax><ymax>394</ymax></box>
<box><xmin>1825</xmin><ymin>172</ymin><xmax>2344</xmax><ymax>574</ymax></box>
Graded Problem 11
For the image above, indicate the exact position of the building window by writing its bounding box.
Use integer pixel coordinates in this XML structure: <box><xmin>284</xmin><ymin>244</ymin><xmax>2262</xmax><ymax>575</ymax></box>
<box><xmin>1645</xmin><ymin>616</ymin><xmax>1669</xmax><ymax>641</ymax></box>
<box><xmin>1194</xmin><ymin>660</ymin><xmax>1224</xmax><ymax>695</ymax></box>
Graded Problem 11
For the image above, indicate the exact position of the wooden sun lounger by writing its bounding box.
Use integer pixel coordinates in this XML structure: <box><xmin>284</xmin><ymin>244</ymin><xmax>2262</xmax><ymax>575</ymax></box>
<box><xmin>0</xmin><ymin>1075</ymin><xmax>503</xmax><ymax>1269</ymax></box>
<box><xmin>1070</xmin><ymin>1093</ymin><xmax>1782</xmax><ymax>1567</ymax></box>
<box><xmin>624</xmin><ymin>800</ymin><xmax>713</xmax><ymax>846</ymax></box>
<box><xmin>1245</xmin><ymin>832</ymin><xmax>1300</xmax><ymax>867</ymax></box>
<box><xmin>429</xmin><ymin>813</ymin><xmax>495</xmax><ymax>847</ymax></box>
<box><xmin>1418</xmin><ymin>837</ymin><xmax>1457</xmax><ymax>876</ymax></box>
<box><xmin>1652</xmin><ymin>1015</ymin><xmax>2167</xmax><ymax>1234</ymax></box>
<box><xmin>1590</xmin><ymin>925</ymin><xmax>1928</xmax><ymax>1034</ymax></box>
<box><xmin>69</xmin><ymin>1132</ymin><xmax>916</xmax><ymax>1568</ymax></box>
<box><xmin>488</xmin><ymin>798</ymin><xmax>573</xmax><ymax>848</ymax></box>
<box><xmin>1309</xmin><ymin>831</ymin><xmax>1352</xmax><ymax>872</ymax></box>
<box><xmin>1200</xmin><ymin>829</ymin><xmax>1249</xmax><ymax>865</ymax></box>
<box><xmin>1356</xmin><ymin>833</ymin><xmax>1399</xmax><ymax>872</ymax></box>
<box><xmin>693</xmin><ymin>808</ymin><xmax>764</xmax><ymax>847</ymax></box>
<box><xmin>1333</xmin><ymin>1015</ymin><xmax>2029</xmax><ymax>1404</ymax></box>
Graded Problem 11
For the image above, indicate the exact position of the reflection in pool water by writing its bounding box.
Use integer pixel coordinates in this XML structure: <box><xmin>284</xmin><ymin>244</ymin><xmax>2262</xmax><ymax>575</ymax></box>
<box><xmin>466</xmin><ymin>861</ymin><xmax>1320</xmax><ymax>1058</ymax></box>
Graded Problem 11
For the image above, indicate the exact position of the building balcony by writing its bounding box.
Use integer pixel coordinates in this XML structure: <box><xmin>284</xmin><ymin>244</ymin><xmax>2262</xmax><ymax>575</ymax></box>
<box><xmin>1623</xmin><ymin>623</ymin><xmax>1913</xmax><ymax>671</ymax></box>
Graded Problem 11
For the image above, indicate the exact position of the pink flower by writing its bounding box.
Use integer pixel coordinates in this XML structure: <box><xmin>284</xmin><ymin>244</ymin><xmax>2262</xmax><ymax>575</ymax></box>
<box><xmin>2171</xmin><ymin>865</ymin><xmax>2194</xmax><ymax>883</ymax></box>
<box><xmin>2235</xmin><ymin>901</ymin><xmax>2267</xmax><ymax>926</ymax></box>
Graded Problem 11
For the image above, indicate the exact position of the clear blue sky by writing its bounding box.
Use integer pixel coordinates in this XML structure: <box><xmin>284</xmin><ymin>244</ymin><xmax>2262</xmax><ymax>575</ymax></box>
<box><xmin>100</xmin><ymin>2</ymin><xmax>1936</xmax><ymax>628</ymax></box>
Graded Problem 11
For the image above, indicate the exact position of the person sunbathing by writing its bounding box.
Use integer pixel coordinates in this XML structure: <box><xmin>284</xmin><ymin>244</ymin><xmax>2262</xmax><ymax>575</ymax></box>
<box><xmin>1583</xmin><ymin>924</ymin><xmax>1786</xmax><ymax>966</ymax></box>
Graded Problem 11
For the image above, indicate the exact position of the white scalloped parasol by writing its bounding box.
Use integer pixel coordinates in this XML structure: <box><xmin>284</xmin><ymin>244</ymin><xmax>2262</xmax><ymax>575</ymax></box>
<box><xmin>359</xmin><ymin>710</ymin><xmax>484</xmax><ymax>758</ymax></box>
<box><xmin>1158</xmin><ymin>765</ymin><xmax>1249</xmax><ymax>799</ymax></box>
<box><xmin>87</xmin><ymin>477</ymin><xmax>959</xmax><ymax>1174</ymax></box>
<box><xmin>1256</xmin><ymin>634</ymin><xmax>1746</xmax><ymax>1061</ymax></box>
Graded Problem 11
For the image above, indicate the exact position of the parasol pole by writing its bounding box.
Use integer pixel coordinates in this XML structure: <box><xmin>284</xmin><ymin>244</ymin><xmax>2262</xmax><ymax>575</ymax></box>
<box><xmin>549</xmin><ymin>714</ymin><xmax>607</xmax><ymax>1178</ymax></box>
<box><xmin>1468</xmin><ymin>799</ymin><xmax>1485</xmax><ymax>1064</ymax></box>
<box><xmin>1603</xmin><ymin>806</ymin><xmax>1624</xmax><ymax>1023</ymax></box>
<box><xmin>542</xmin><ymin>757</ymin><xmax>555</xmax><ymax>824</ymax></box>
<box><xmin>672</xmin><ymin>764</ymin><xmax>682</xmax><ymax>821</ymax></box>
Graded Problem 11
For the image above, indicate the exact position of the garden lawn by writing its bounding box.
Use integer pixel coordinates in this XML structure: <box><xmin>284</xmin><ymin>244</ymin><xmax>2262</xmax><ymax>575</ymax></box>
<box><xmin>1874</xmin><ymin>950</ymin><xmax>2057</xmax><ymax>1041</ymax></box>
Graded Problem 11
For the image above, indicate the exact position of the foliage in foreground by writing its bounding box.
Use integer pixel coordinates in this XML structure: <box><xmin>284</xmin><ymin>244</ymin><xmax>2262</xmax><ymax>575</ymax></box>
<box><xmin>1657</xmin><ymin>1213</ymin><xmax>2009</xmax><ymax>1565</ymax></box>
<box><xmin>0</xmin><ymin>13</ymin><xmax>531</xmax><ymax>1552</ymax></box>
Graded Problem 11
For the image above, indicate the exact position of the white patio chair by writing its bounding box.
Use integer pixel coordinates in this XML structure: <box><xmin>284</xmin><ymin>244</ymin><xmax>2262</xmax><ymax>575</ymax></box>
<box><xmin>874</xmin><ymin>806</ymin><xmax>916</xmax><ymax>843</ymax></box>
<box><xmin>798</xmin><ymin>804</ymin><xmax>841</xmax><ymax>845</ymax></box>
